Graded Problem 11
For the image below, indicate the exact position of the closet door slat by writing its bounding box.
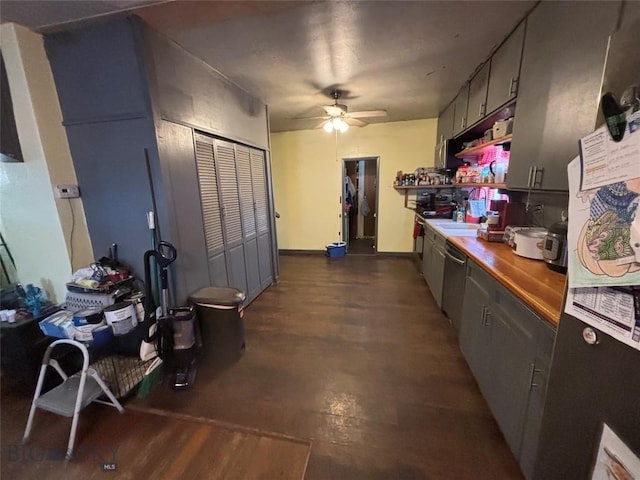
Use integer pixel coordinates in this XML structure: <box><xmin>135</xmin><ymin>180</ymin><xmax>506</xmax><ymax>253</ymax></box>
<box><xmin>250</xmin><ymin>149</ymin><xmax>269</xmax><ymax>234</ymax></box>
<box><xmin>215</xmin><ymin>140</ymin><xmax>244</xmax><ymax>245</ymax></box>
<box><xmin>236</xmin><ymin>145</ymin><xmax>257</xmax><ymax>238</ymax></box>
<box><xmin>194</xmin><ymin>140</ymin><xmax>224</xmax><ymax>253</ymax></box>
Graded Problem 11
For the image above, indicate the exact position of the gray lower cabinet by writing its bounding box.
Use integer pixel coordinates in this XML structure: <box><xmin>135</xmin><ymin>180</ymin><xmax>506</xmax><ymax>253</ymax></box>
<box><xmin>459</xmin><ymin>258</ymin><xmax>556</xmax><ymax>479</ymax></box>
<box><xmin>485</xmin><ymin>21</ymin><xmax>525</xmax><ymax>115</ymax></box>
<box><xmin>507</xmin><ymin>1</ymin><xmax>619</xmax><ymax>191</ymax></box>
<box><xmin>459</xmin><ymin>259</ymin><xmax>493</xmax><ymax>390</ymax></box>
<box><xmin>422</xmin><ymin>225</ymin><xmax>446</xmax><ymax>308</ymax></box>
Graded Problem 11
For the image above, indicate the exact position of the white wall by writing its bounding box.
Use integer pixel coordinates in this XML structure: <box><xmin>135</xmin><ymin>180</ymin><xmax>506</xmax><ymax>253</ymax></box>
<box><xmin>0</xmin><ymin>23</ymin><xmax>92</xmax><ymax>303</ymax></box>
<box><xmin>270</xmin><ymin>119</ymin><xmax>437</xmax><ymax>252</ymax></box>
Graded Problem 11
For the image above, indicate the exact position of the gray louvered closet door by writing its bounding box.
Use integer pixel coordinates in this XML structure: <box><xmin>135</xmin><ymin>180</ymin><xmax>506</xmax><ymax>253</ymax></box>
<box><xmin>236</xmin><ymin>145</ymin><xmax>261</xmax><ymax>301</ymax></box>
<box><xmin>214</xmin><ymin>139</ymin><xmax>248</xmax><ymax>296</ymax></box>
<box><xmin>194</xmin><ymin>133</ymin><xmax>228</xmax><ymax>288</ymax></box>
<box><xmin>250</xmin><ymin>148</ymin><xmax>274</xmax><ymax>288</ymax></box>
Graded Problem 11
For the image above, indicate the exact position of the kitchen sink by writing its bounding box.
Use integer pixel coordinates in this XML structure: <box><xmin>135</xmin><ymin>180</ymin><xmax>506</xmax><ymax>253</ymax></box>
<box><xmin>428</xmin><ymin>220</ymin><xmax>480</xmax><ymax>230</ymax></box>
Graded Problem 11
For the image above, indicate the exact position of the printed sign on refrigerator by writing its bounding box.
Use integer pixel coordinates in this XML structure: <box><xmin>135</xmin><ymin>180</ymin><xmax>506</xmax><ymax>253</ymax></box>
<box><xmin>591</xmin><ymin>423</ymin><xmax>640</xmax><ymax>480</ymax></box>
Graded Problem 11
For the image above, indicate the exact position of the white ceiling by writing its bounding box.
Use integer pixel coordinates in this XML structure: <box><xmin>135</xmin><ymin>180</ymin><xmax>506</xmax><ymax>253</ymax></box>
<box><xmin>1</xmin><ymin>0</ymin><xmax>536</xmax><ymax>132</ymax></box>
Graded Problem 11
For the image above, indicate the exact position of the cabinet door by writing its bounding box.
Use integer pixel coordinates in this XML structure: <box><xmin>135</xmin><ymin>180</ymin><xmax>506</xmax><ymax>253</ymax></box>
<box><xmin>422</xmin><ymin>235</ymin><xmax>433</xmax><ymax>283</ymax></box>
<box><xmin>437</xmin><ymin>102</ymin><xmax>455</xmax><ymax>143</ymax></box>
<box><xmin>194</xmin><ymin>133</ymin><xmax>228</xmax><ymax>288</ymax></box>
<box><xmin>434</xmin><ymin>102</ymin><xmax>455</xmax><ymax>168</ymax></box>
<box><xmin>431</xmin><ymin>243</ymin><xmax>446</xmax><ymax>309</ymax></box>
<box><xmin>508</xmin><ymin>1</ymin><xmax>618</xmax><ymax>190</ymax></box>
<box><xmin>466</xmin><ymin>62</ymin><xmax>490</xmax><ymax>127</ymax></box>
<box><xmin>459</xmin><ymin>260</ymin><xmax>493</xmax><ymax>387</ymax></box>
<box><xmin>520</xmin><ymin>320</ymin><xmax>555</xmax><ymax>480</ymax></box>
<box><xmin>486</xmin><ymin>22</ymin><xmax>525</xmax><ymax>115</ymax></box>
<box><xmin>488</xmin><ymin>312</ymin><xmax>533</xmax><ymax>459</ymax></box>
<box><xmin>452</xmin><ymin>84</ymin><xmax>470</xmax><ymax>136</ymax></box>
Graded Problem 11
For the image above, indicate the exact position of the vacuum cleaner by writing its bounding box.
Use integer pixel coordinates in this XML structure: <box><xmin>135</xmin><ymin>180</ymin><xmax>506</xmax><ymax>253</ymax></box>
<box><xmin>143</xmin><ymin>241</ymin><xmax>198</xmax><ymax>389</ymax></box>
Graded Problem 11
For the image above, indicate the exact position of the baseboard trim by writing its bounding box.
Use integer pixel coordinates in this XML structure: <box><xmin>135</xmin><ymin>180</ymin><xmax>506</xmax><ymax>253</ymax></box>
<box><xmin>279</xmin><ymin>249</ymin><xmax>414</xmax><ymax>257</ymax></box>
<box><xmin>279</xmin><ymin>249</ymin><xmax>325</xmax><ymax>255</ymax></box>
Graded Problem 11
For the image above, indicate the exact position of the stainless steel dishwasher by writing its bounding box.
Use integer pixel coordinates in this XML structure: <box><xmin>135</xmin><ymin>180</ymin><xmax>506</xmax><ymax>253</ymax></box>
<box><xmin>441</xmin><ymin>241</ymin><xmax>467</xmax><ymax>331</ymax></box>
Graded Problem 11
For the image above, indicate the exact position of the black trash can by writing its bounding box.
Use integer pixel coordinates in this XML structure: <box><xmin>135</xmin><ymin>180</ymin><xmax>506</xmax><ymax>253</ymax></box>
<box><xmin>190</xmin><ymin>287</ymin><xmax>246</xmax><ymax>364</ymax></box>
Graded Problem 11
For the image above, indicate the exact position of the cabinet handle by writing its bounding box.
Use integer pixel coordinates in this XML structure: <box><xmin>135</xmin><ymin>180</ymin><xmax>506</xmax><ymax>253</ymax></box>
<box><xmin>483</xmin><ymin>309</ymin><xmax>491</xmax><ymax>327</ymax></box>
<box><xmin>444</xmin><ymin>250</ymin><xmax>466</xmax><ymax>266</ymax></box>
<box><xmin>479</xmin><ymin>103</ymin><xmax>486</xmax><ymax>117</ymax></box>
<box><xmin>527</xmin><ymin>166</ymin><xmax>533</xmax><ymax>188</ymax></box>
<box><xmin>531</xmin><ymin>166</ymin><xmax>543</xmax><ymax>188</ymax></box>
<box><xmin>509</xmin><ymin>77</ymin><xmax>519</xmax><ymax>96</ymax></box>
<box><xmin>528</xmin><ymin>362</ymin><xmax>542</xmax><ymax>391</ymax></box>
<box><xmin>480</xmin><ymin>305</ymin><xmax>486</xmax><ymax>326</ymax></box>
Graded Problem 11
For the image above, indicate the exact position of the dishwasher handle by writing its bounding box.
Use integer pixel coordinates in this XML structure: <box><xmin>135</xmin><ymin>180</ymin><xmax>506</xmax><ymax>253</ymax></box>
<box><xmin>444</xmin><ymin>249</ymin><xmax>466</xmax><ymax>266</ymax></box>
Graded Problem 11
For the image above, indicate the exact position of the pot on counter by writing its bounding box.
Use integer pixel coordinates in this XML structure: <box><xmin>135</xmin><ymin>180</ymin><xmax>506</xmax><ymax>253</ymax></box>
<box><xmin>542</xmin><ymin>220</ymin><xmax>568</xmax><ymax>273</ymax></box>
<box><xmin>513</xmin><ymin>228</ymin><xmax>548</xmax><ymax>260</ymax></box>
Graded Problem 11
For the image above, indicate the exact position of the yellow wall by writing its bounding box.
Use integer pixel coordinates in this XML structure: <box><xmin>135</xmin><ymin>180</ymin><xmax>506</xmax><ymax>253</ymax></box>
<box><xmin>270</xmin><ymin>119</ymin><xmax>437</xmax><ymax>252</ymax></box>
<box><xmin>0</xmin><ymin>23</ymin><xmax>93</xmax><ymax>302</ymax></box>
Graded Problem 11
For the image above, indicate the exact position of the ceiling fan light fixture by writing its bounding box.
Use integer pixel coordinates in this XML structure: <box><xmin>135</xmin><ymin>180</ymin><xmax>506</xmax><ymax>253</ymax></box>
<box><xmin>324</xmin><ymin>117</ymin><xmax>348</xmax><ymax>133</ymax></box>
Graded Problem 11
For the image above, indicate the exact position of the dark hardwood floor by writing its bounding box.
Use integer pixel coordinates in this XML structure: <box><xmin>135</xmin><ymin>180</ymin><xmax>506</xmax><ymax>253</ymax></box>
<box><xmin>132</xmin><ymin>255</ymin><xmax>523</xmax><ymax>479</ymax></box>
<box><xmin>347</xmin><ymin>237</ymin><xmax>375</xmax><ymax>255</ymax></box>
<box><xmin>0</xmin><ymin>384</ymin><xmax>310</xmax><ymax>480</ymax></box>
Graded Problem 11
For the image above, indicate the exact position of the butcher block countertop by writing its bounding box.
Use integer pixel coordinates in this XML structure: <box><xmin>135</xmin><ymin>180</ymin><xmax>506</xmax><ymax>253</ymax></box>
<box><xmin>447</xmin><ymin>235</ymin><xmax>567</xmax><ymax>327</ymax></box>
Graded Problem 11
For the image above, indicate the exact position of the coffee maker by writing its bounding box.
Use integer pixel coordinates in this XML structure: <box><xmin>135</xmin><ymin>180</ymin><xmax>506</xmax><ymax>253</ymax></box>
<box><xmin>488</xmin><ymin>200</ymin><xmax>527</xmax><ymax>231</ymax></box>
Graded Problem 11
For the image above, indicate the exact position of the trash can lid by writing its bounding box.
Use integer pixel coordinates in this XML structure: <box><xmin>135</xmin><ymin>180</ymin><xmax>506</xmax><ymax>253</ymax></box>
<box><xmin>190</xmin><ymin>287</ymin><xmax>246</xmax><ymax>306</ymax></box>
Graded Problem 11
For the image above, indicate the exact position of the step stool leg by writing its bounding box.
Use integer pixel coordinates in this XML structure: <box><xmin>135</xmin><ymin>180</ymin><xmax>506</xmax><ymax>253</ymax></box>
<box><xmin>23</xmin><ymin>364</ymin><xmax>48</xmax><ymax>443</ymax></box>
<box><xmin>90</xmin><ymin>372</ymin><xmax>124</xmax><ymax>413</ymax></box>
<box><xmin>65</xmin><ymin>369</ymin><xmax>89</xmax><ymax>460</ymax></box>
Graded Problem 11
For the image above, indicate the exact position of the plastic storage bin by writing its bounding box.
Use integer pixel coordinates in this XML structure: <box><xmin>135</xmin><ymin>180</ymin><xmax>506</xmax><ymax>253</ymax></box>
<box><xmin>326</xmin><ymin>242</ymin><xmax>347</xmax><ymax>258</ymax></box>
<box><xmin>190</xmin><ymin>287</ymin><xmax>246</xmax><ymax>364</ymax></box>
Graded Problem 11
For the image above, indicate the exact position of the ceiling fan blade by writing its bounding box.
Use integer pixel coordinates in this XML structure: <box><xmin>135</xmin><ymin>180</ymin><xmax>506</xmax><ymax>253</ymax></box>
<box><xmin>347</xmin><ymin>110</ymin><xmax>388</xmax><ymax>119</ymax></box>
<box><xmin>292</xmin><ymin>116</ymin><xmax>329</xmax><ymax>120</ymax></box>
<box><xmin>344</xmin><ymin>117</ymin><xmax>367</xmax><ymax>127</ymax></box>
<box><xmin>322</xmin><ymin>105</ymin><xmax>346</xmax><ymax>116</ymax></box>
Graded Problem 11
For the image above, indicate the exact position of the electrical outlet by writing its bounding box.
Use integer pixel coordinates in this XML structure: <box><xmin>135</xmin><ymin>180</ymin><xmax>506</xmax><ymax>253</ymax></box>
<box><xmin>56</xmin><ymin>184</ymin><xmax>80</xmax><ymax>199</ymax></box>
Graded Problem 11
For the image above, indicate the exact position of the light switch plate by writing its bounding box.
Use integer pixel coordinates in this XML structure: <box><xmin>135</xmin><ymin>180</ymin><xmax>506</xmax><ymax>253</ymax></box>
<box><xmin>56</xmin><ymin>184</ymin><xmax>80</xmax><ymax>198</ymax></box>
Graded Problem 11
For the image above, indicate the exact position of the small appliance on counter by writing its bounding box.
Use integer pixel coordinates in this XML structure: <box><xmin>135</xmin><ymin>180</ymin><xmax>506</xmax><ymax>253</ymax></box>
<box><xmin>513</xmin><ymin>228</ymin><xmax>548</xmax><ymax>260</ymax></box>
<box><xmin>542</xmin><ymin>220</ymin><xmax>568</xmax><ymax>273</ymax></box>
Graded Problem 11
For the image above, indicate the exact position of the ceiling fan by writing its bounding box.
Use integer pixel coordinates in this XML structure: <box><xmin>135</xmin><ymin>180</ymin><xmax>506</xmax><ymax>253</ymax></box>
<box><xmin>300</xmin><ymin>90</ymin><xmax>387</xmax><ymax>132</ymax></box>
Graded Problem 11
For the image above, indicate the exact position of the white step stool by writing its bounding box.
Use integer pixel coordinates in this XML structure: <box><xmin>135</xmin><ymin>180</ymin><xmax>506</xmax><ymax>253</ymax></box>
<box><xmin>23</xmin><ymin>339</ymin><xmax>124</xmax><ymax>460</ymax></box>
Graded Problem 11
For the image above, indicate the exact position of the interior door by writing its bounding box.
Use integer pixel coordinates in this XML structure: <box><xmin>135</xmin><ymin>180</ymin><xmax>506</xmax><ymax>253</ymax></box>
<box><xmin>250</xmin><ymin>148</ymin><xmax>274</xmax><ymax>289</ymax></box>
<box><xmin>363</xmin><ymin>159</ymin><xmax>376</xmax><ymax>239</ymax></box>
<box><xmin>235</xmin><ymin>145</ymin><xmax>261</xmax><ymax>302</ymax></box>
<box><xmin>215</xmin><ymin>139</ymin><xmax>248</xmax><ymax>295</ymax></box>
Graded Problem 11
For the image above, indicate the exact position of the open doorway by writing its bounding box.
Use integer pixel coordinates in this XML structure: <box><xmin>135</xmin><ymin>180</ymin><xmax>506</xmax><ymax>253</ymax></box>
<box><xmin>342</xmin><ymin>157</ymin><xmax>378</xmax><ymax>255</ymax></box>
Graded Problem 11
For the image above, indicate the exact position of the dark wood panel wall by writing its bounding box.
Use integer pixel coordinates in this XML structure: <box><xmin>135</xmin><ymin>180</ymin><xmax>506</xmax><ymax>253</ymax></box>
<box><xmin>142</xmin><ymin>25</ymin><xmax>269</xmax><ymax>150</ymax></box>
<box><xmin>44</xmin><ymin>16</ymin><xmax>273</xmax><ymax>303</ymax></box>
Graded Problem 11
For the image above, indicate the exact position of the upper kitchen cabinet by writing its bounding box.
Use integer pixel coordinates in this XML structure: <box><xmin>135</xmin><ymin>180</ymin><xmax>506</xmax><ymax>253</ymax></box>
<box><xmin>434</xmin><ymin>102</ymin><xmax>455</xmax><ymax>168</ymax></box>
<box><xmin>466</xmin><ymin>61</ymin><xmax>490</xmax><ymax>127</ymax></box>
<box><xmin>436</xmin><ymin>102</ymin><xmax>455</xmax><ymax>144</ymax></box>
<box><xmin>485</xmin><ymin>22</ymin><xmax>525</xmax><ymax>116</ymax></box>
<box><xmin>507</xmin><ymin>1</ymin><xmax>619</xmax><ymax>191</ymax></box>
<box><xmin>452</xmin><ymin>84</ymin><xmax>469</xmax><ymax>137</ymax></box>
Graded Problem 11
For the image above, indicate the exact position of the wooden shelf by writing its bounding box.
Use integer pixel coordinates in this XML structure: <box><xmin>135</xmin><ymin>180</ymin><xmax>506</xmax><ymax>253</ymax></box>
<box><xmin>393</xmin><ymin>185</ymin><xmax>455</xmax><ymax>190</ymax></box>
<box><xmin>454</xmin><ymin>134</ymin><xmax>513</xmax><ymax>158</ymax></box>
<box><xmin>455</xmin><ymin>183</ymin><xmax>507</xmax><ymax>188</ymax></box>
